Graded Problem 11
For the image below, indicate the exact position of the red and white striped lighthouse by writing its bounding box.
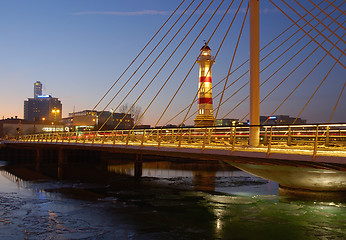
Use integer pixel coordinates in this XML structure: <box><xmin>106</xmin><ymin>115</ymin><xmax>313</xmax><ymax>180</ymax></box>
<box><xmin>194</xmin><ymin>43</ymin><xmax>215</xmax><ymax>127</ymax></box>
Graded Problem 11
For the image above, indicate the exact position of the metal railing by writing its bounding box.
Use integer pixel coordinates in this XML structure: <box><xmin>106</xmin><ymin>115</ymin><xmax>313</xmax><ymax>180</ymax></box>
<box><xmin>11</xmin><ymin>123</ymin><xmax>346</xmax><ymax>159</ymax></box>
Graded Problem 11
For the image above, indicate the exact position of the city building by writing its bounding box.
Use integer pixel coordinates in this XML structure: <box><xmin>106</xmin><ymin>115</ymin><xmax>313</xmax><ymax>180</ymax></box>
<box><xmin>0</xmin><ymin>117</ymin><xmax>64</xmax><ymax>138</ymax></box>
<box><xmin>215</xmin><ymin>119</ymin><xmax>239</xmax><ymax>127</ymax></box>
<box><xmin>24</xmin><ymin>82</ymin><xmax>62</xmax><ymax>122</ymax></box>
<box><xmin>260</xmin><ymin>115</ymin><xmax>307</xmax><ymax>125</ymax></box>
<box><xmin>194</xmin><ymin>43</ymin><xmax>215</xmax><ymax>127</ymax></box>
<box><xmin>62</xmin><ymin>110</ymin><xmax>97</xmax><ymax>131</ymax></box>
<box><xmin>34</xmin><ymin>81</ymin><xmax>42</xmax><ymax>98</ymax></box>
<box><xmin>63</xmin><ymin>110</ymin><xmax>134</xmax><ymax>131</ymax></box>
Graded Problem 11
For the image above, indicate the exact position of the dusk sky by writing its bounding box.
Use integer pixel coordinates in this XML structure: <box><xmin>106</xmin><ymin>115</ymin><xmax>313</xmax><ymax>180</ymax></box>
<box><xmin>1</xmin><ymin>0</ymin><xmax>345</xmax><ymax>126</ymax></box>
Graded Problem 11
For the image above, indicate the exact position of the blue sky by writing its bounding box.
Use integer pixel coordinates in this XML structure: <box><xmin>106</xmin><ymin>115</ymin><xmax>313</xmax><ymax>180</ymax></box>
<box><xmin>1</xmin><ymin>0</ymin><xmax>345</xmax><ymax>125</ymax></box>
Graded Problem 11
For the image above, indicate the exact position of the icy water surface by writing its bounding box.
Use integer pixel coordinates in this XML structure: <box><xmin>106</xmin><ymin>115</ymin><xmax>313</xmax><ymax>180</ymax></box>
<box><xmin>0</xmin><ymin>160</ymin><xmax>345</xmax><ymax>240</ymax></box>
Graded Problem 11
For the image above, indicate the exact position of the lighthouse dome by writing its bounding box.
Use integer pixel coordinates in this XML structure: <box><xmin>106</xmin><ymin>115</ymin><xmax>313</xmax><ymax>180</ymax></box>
<box><xmin>200</xmin><ymin>44</ymin><xmax>211</xmax><ymax>51</ymax></box>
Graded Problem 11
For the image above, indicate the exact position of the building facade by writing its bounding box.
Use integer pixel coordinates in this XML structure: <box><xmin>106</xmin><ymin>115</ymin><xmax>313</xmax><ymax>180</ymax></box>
<box><xmin>24</xmin><ymin>96</ymin><xmax>62</xmax><ymax>122</ymax></box>
<box><xmin>64</xmin><ymin>110</ymin><xmax>134</xmax><ymax>131</ymax></box>
<box><xmin>24</xmin><ymin>82</ymin><xmax>62</xmax><ymax>122</ymax></box>
<box><xmin>215</xmin><ymin>119</ymin><xmax>239</xmax><ymax>127</ymax></box>
<box><xmin>0</xmin><ymin>117</ymin><xmax>64</xmax><ymax>138</ymax></box>
<box><xmin>34</xmin><ymin>81</ymin><xmax>42</xmax><ymax>98</ymax></box>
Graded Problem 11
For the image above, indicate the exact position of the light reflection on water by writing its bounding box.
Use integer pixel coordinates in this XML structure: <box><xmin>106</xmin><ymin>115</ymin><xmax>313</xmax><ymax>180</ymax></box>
<box><xmin>0</xmin><ymin>160</ymin><xmax>345</xmax><ymax>239</ymax></box>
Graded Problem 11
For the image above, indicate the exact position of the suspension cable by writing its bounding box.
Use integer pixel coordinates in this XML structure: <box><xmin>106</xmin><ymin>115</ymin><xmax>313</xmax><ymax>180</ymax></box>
<box><xmin>293</xmin><ymin>49</ymin><xmax>345</xmax><ymax>124</ymax></box>
<box><xmin>259</xmin><ymin>4</ymin><xmax>343</xmax><ymax>80</ymax></box>
<box><xmin>149</xmin><ymin>0</ymin><xmax>237</xmax><ymax>130</ymax></box>
<box><xmin>283</xmin><ymin>0</ymin><xmax>346</xmax><ymax>50</ymax></box>
<box><xmin>269</xmin><ymin>0</ymin><xmax>345</xmax><ymax>68</ymax></box>
<box><xmin>96</xmin><ymin>0</ymin><xmax>198</xmax><ymax>123</ymax></box>
<box><xmin>161</xmin><ymin>68</ymin><xmax>248</xmax><ymax>127</ymax></box>
<box><xmin>214</xmin><ymin>3</ymin><xmax>248</xmax><ymax>124</ymax></box>
<box><xmin>92</xmin><ymin>0</ymin><xmax>186</xmax><ymax>111</ymax></box>
<box><xmin>165</xmin><ymin>70</ymin><xmax>250</xmax><ymax>127</ymax></box>
<box><xmin>329</xmin><ymin>80</ymin><xmax>346</xmax><ymax>123</ymax></box>
<box><xmin>181</xmin><ymin>0</ymin><xmax>245</xmax><ymax>128</ymax></box>
<box><xmin>292</xmin><ymin>0</ymin><xmax>345</xmax><ymax>44</ymax></box>
<box><xmin>265</xmin><ymin>30</ymin><xmax>346</xmax><ymax>125</ymax></box>
<box><xmin>259</xmin><ymin>18</ymin><xmax>346</xmax><ymax>124</ymax></box>
<box><xmin>235</xmin><ymin>16</ymin><xmax>345</xmax><ymax>122</ymax></box>
<box><xmin>307</xmin><ymin>0</ymin><xmax>346</xmax><ymax>31</ymax></box>
<box><xmin>98</xmin><ymin>0</ymin><xmax>205</xmax><ymax>131</ymax></box>
<box><xmin>154</xmin><ymin>0</ymin><xmax>330</xmax><ymax>127</ymax></box>
<box><xmin>217</xmin><ymin>10</ymin><xmax>344</xmax><ymax>123</ymax></box>
<box><xmin>132</xmin><ymin>0</ymin><xmax>228</xmax><ymax>130</ymax></box>
<box><xmin>325</xmin><ymin>0</ymin><xmax>346</xmax><ymax>16</ymax></box>
<box><xmin>182</xmin><ymin>9</ymin><xmax>253</xmax><ymax>127</ymax></box>
<box><xmin>260</xmin><ymin>0</ymin><xmax>329</xmax><ymax>56</ymax></box>
<box><xmin>258</xmin><ymin>17</ymin><xmax>345</xmax><ymax>102</ymax></box>
<box><xmin>173</xmin><ymin>0</ymin><xmax>329</xmax><ymax>127</ymax></box>
<box><xmin>110</xmin><ymin>0</ymin><xmax>215</xmax><ymax>131</ymax></box>
<box><xmin>160</xmin><ymin>2</ymin><xmax>322</xmax><ymax>127</ymax></box>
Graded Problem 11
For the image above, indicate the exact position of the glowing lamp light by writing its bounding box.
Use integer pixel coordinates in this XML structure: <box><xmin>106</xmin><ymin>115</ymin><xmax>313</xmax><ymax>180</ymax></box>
<box><xmin>37</xmin><ymin>95</ymin><xmax>50</xmax><ymax>98</ymax></box>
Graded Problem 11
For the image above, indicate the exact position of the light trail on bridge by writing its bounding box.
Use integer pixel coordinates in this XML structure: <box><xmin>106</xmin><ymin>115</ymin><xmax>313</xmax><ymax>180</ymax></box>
<box><xmin>12</xmin><ymin>123</ymin><xmax>346</xmax><ymax>163</ymax></box>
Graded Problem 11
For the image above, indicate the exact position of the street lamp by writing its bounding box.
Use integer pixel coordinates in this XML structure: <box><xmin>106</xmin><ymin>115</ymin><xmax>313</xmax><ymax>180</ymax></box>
<box><xmin>52</xmin><ymin>108</ymin><xmax>60</xmax><ymax>132</ymax></box>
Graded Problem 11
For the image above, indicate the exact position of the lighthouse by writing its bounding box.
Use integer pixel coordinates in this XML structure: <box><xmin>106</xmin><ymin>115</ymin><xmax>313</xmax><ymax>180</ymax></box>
<box><xmin>194</xmin><ymin>43</ymin><xmax>215</xmax><ymax>127</ymax></box>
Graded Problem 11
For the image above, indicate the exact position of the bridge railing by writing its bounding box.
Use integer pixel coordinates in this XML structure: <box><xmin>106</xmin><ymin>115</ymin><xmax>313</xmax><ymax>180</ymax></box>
<box><xmin>13</xmin><ymin>123</ymin><xmax>346</xmax><ymax>158</ymax></box>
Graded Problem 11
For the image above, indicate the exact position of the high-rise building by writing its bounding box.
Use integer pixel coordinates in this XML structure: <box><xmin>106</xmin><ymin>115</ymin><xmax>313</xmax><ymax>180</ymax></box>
<box><xmin>34</xmin><ymin>81</ymin><xmax>42</xmax><ymax>98</ymax></box>
<box><xmin>194</xmin><ymin>44</ymin><xmax>215</xmax><ymax>127</ymax></box>
<box><xmin>24</xmin><ymin>82</ymin><xmax>62</xmax><ymax>122</ymax></box>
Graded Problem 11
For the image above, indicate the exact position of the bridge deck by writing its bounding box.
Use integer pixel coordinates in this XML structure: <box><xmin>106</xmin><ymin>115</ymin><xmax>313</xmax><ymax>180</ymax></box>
<box><xmin>6</xmin><ymin>139</ymin><xmax>345</xmax><ymax>165</ymax></box>
<box><xmin>5</xmin><ymin>124</ymin><xmax>346</xmax><ymax>165</ymax></box>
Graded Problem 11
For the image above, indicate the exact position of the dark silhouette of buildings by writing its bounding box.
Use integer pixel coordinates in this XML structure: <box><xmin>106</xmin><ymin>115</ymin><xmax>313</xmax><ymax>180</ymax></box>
<box><xmin>260</xmin><ymin>115</ymin><xmax>306</xmax><ymax>125</ymax></box>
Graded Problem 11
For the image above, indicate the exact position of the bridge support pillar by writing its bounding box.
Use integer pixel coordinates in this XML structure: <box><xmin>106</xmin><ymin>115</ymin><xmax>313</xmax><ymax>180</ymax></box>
<box><xmin>134</xmin><ymin>154</ymin><xmax>143</xmax><ymax>179</ymax></box>
<box><xmin>35</xmin><ymin>148</ymin><xmax>41</xmax><ymax>172</ymax></box>
<box><xmin>249</xmin><ymin>0</ymin><xmax>260</xmax><ymax>147</ymax></box>
<box><xmin>58</xmin><ymin>148</ymin><xmax>65</xmax><ymax>180</ymax></box>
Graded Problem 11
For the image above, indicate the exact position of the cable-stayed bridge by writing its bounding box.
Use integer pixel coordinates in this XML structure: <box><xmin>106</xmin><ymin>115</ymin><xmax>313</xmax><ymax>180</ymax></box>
<box><xmin>3</xmin><ymin>0</ymin><xmax>346</xmax><ymax>193</ymax></box>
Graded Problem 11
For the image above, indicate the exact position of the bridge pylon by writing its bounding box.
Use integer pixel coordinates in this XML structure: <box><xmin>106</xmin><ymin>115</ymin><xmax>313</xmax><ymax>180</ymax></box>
<box><xmin>249</xmin><ymin>0</ymin><xmax>260</xmax><ymax>146</ymax></box>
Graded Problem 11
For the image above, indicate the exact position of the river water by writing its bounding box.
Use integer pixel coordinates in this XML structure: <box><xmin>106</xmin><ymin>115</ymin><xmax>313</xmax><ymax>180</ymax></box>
<box><xmin>0</xmin><ymin>158</ymin><xmax>345</xmax><ymax>240</ymax></box>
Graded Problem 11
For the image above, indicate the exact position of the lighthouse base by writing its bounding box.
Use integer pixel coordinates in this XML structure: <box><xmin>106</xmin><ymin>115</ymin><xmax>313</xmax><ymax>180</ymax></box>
<box><xmin>194</xmin><ymin>115</ymin><xmax>215</xmax><ymax>127</ymax></box>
